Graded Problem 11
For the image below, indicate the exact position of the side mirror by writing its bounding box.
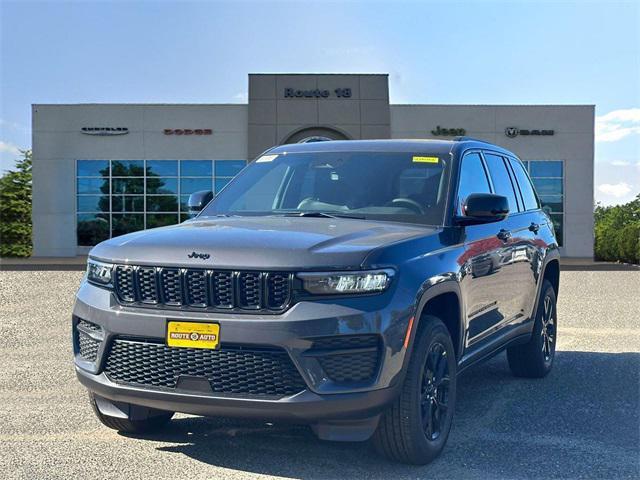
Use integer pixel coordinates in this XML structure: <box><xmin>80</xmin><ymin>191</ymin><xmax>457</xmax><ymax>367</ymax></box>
<box><xmin>187</xmin><ymin>190</ymin><xmax>213</xmax><ymax>217</ymax></box>
<box><xmin>456</xmin><ymin>193</ymin><xmax>509</xmax><ymax>225</ymax></box>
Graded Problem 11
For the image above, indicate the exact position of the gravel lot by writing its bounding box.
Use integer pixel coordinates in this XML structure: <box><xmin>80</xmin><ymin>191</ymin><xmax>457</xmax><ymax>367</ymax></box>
<box><xmin>0</xmin><ymin>270</ymin><xmax>638</xmax><ymax>479</ymax></box>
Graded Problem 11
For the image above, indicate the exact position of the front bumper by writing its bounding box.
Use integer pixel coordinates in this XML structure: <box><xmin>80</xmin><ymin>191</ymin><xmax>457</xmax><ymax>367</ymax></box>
<box><xmin>73</xmin><ymin>279</ymin><xmax>413</xmax><ymax>424</ymax></box>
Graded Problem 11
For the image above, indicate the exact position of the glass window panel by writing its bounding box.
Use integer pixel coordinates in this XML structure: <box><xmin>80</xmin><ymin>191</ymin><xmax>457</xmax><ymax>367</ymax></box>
<box><xmin>111</xmin><ymin>160</ymin><xmax>145</xmax><ymax>176</ymax></box>
<box><xmin>180</xmin><ymin>177</ymin><xmax>212</xmax><ymax>194</ymax></box>
<box><xmin>215</xmin><ymin>160</ymin><xmax>245</xmax><ymax>177</ymax></box>
<box><xmin>508</xmin><ymin>158</ymin><xmax>539</xmax><ymax>211</ymax></box>
<box><xmin>77</xmin><ymin>177</ymin><xmax>109</xmax><ymax>194</ymax></box>
<box><xmin>112</xmin><ymin>195</ymin><xmax>145</xmax><ymax>212</ymax></box>
<box><xmin>147</xmin><ymin>195</ymin><xmax>179</xmax><ymax>212</ymax></box>
<box><xmin>539</xmin><ymin>195</ymin><xmax>563</xmax><ymax>213</ymax></box>
<box><xmin>146</xmin><ymin>160</ymin><xmax>178</xmax><ymax>177</ymax></box>
<box><xmin>457</xmin><ymin>152</ymin><xmax>491</xmax><ymax>214</ymax></box>
<box><xmin>484</xmin><ymin>153</ymin><xmax>520</xmax><ymax>213</ymax></box>
<box><xmin>77</xmin><ymin>160</ymin><xmax>109</xmax><ymax>177</ymax></box>
<box><xmin>77</xmin><ymin>195</ymin><xmax>109</xmax><ymax>213</ymax></box>
<box><xmin>112</xmin><ymin>178</ymin><xmax>144</xmax><ymax>194</ymax></box>
<box><xmin>77</xmin><ymin>213</ymin><xmax>110</xmax><ymax>246</ymax></box>
<box><xmin>215</xmin><ymin>177</ymin><xmax>232</xmax><ymax>192</ymax></box>
<box><xmin>147</xmin><ymin>213</ymin><xmax>179</xmax><ymax>229</ymax></box>
<box><xmin>180</xmin><ymin>195</ymin><xmax>190</xmax><ymax>211</ymax></box>
<box><xmin>181</xmin><ymin>160</ymin><xmax>212</xmax><ymax>177</ymax></box>
<box><xmin>180</xmin><ymin>213</ymin><xmax>191</xmax><ymax>223</ymax></box>
<box><xmin>550</xmin><ymin>213</ymin><xmax>563</xmax><ymax>246</ymax></box>
<box><xmin>531</xmin><ymin>178</ymin><xmax>563</xmax><ymax>196</ymax></box>
<box><xmin>112</xmin><ymin>214</ymin><xmax>144</xmax><ymax>237</ymax></box>
<box><xmin>529</xmin><ymin>161</ymin><xmax>562</xmax><ymax>178</ymax></box>
<box><xmin>146</xmin><ymin>177</ymin><xmax>178</xmax><ymax>194</ymax></box>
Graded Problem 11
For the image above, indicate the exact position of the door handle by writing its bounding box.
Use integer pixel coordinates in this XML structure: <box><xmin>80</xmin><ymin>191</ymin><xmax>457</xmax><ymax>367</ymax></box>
<box><xmin>497</xmin><ymin>229</ymin><xmax>512</xmax><ymax>242</ymax></box>
<box><xmin>529</xmin><ymin>222</ymin><xmax>540</xmax><ymax>234</ymax></box>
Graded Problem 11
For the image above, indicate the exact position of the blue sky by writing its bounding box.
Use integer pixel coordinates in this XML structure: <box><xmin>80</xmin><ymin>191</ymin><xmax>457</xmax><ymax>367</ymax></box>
<box><xmin>1</xmin><ymin>0</ymin><xmax>638</xmax><ymax>205</ymax></box>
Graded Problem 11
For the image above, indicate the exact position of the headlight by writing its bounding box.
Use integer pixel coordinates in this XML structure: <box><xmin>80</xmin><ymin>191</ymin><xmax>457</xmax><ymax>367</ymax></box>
<box><xmin>298</xmin><ymin>269</ymin><xmax>393</xmax><ymax>295</ymax></box>
<box><xmin>87</xmin><ymin>259</ymin><xmax>113</xmax><ymax>287</ymax></box>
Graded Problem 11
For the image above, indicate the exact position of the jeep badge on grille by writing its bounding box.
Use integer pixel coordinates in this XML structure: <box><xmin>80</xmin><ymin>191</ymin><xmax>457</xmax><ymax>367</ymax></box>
<box><xmin>187</xmin><ymin>251</ymin><xmax>211</xmax><ymax>260</ymax></box>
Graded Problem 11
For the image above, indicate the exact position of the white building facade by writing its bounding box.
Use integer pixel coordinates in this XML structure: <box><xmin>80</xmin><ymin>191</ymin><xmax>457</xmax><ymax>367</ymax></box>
<box><xmin>32</xmin><ymin>74</ymin><xmax>594</xmax><ymax>257</ymax></box>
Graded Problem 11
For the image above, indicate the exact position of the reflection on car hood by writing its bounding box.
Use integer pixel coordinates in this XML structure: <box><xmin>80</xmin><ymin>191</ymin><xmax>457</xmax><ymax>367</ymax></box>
<box><xmin>90</xmin><ymin>216</ymin><xmax>437</xmax><ymax>269</ymax></box>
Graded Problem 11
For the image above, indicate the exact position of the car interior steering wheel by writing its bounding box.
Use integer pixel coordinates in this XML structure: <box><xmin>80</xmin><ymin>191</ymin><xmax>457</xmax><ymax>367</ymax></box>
<box><xmin>385</xmin><ymin>198</ymin><xmax>426</xmax><ymax>214</ymax></box>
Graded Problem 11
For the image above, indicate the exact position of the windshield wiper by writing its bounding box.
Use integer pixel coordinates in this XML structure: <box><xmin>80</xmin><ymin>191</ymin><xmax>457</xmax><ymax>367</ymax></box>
<box><xmin>281</xmin><ymin>212</ymin><xmax>366</xmax><ymax>220</ymax></box>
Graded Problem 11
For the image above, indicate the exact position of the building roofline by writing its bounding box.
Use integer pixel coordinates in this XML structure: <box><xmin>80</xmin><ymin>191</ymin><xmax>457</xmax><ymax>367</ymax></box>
<box><xmin>248</xmin><ymin>72</ymin><xmax>388</xmax><ymax>76</ymax></box>
<box><xmin>32</xmin><ymin>102</ymin><xmax>596</xmax><ymax>108</ymax></box>
<box><xmin>391</xmin><ymin>103</ymin><xmax>596</xmax><ymax>107</ymax></box>
<box><xmin>32</xmin><ymin>103</ymin><xmax>247</xmax><ymax>107</ymax></box>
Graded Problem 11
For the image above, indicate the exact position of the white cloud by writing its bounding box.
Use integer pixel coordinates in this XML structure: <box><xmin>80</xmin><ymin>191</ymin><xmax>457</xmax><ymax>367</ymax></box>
<box><xmin>597</xmin><ymin>182</ymin><xmax>633</xmax><ymax>198</ymax></box>
<box><xmin>610</xmin><ymin>160</ymin><xmax>631</xmax><ymax>166</ymax></box>
<box><xmin>0</xmin><ymin>141</ymin><xmax>21</xmax><ymax>156</ymax></box>
<box><xmin>595</xmin><ymin>108</ymin><xmax>640</xmax><ymax>142</ymax></box>
<box><xmin>232</xmin><ymin>92</ymin><xmax>248</xmax><ymax>103</ymax></box>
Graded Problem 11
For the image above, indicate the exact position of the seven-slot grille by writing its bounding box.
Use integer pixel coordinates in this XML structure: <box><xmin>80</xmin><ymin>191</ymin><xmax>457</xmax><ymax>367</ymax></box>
<box><xmin>114</xmin><ymin>265</ymin><xmax>292</xmax><ymax>311</ymax></box>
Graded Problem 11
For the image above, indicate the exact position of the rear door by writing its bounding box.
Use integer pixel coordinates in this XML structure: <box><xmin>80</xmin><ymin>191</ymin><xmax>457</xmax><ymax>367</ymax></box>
<box><xmin>506</xmin><ymin>156</ymin><xmax>547</xmax><ymax>320</ymax></box>
<box><xmin>481</xmin><ymin>152</ymin><xmax>532</xmax><ymax>328</ymax></box>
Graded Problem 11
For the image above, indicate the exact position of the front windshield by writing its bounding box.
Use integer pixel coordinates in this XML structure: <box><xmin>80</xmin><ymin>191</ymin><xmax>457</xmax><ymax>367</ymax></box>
<box><xmin>199</xmin><ymin>151</ymin><xmax>450</xmax><ymax>225</ymax></box>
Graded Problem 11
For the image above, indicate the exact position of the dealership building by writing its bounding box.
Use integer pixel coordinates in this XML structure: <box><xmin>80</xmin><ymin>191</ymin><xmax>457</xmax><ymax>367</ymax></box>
<box><xmin>32</xmin><ymin>73</ymin><xmax>594</xmax><ymax>258</ymax></box>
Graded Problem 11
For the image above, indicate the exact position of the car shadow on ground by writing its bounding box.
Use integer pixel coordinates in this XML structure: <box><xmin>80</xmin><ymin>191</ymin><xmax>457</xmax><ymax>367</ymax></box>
<box><xmin>122</xmin><ymin>351</ymin><xmax>640</xmax><ymax>479</ymax></box>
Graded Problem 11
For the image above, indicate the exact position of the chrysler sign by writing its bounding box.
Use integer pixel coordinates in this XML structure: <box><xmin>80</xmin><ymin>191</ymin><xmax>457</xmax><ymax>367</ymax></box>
<box><xmin>81</xmin><ymin>127</ymin><xmax>129</xmax><ymax>136</ymax></box>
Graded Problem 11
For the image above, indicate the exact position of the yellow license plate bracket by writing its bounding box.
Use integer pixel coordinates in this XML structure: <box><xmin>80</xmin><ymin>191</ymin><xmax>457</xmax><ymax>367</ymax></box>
<box><xmin>166</xmin><ymin>321</ymin><xmax>220</xmax><ymax>349</ymax></box>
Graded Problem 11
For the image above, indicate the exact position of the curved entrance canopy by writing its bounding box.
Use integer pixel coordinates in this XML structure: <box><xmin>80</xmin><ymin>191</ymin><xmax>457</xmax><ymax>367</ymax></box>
<box><xmin>283</xmin><ymin>126</ymin><xmax>349</xmax><ymax>144</ymax></box>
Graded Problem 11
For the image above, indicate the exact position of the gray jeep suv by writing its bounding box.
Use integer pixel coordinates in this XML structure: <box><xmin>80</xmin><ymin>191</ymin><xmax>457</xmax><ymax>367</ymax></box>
<box><xmin>73</xmin><ymin>139</ymin><xmax>560</xmax><ymax>464</ymax></box>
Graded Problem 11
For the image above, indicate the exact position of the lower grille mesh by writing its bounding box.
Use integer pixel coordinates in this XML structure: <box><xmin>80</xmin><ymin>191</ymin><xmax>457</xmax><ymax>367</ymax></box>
<box><xmin>78</xmin><ymin>330</ymin><xmax>100</xmax><ymax>361</ymax></box>
<box><xmin>309</xmin><ymin>335</ymin><xmax>381</xmax><ymax>384</ymax></box>
<box><xmin>104</xmin><ymin>339</ymin><xmax>307</xmax><ymax>398</ymax></box>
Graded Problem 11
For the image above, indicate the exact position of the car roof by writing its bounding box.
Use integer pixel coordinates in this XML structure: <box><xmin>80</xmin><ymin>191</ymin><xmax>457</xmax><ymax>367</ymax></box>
<box><xmin>266</xmin><ymin>138</ymin><xmax>518</xmax><ymax>159</ymax></box>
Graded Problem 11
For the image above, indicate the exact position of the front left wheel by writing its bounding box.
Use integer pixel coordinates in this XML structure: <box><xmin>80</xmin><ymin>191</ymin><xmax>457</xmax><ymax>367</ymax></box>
<box><xmin>372</xmin><ymin>315</ymin><xmax>457</xmax><ymax>465</ymax></box>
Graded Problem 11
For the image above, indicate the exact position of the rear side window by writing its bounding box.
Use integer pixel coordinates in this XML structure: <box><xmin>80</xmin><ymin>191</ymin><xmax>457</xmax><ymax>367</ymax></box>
<box><xmin>509</xmin><ymin>158</ymin><xmax>539</xmax><ymax>211</ymax></box>
<box><xmin>483</xmin><ymin>153</ymin><xmax>520</xmax><ymax>213</ymax></box>
<box><xmin>457</xmin><ymin>152</ymin><xmax>491</xmax><ymax>214</ymax></box>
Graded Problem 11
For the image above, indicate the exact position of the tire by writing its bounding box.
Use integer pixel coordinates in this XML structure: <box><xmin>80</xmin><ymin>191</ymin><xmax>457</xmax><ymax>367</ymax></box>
<box><xmin>89</xmin><ymin>392</ymin><xmax>174</xmax><ymax>433</ymax></box>
<box><xmin>372</xmin><ymin>315</ymin><xmax>457</xmax><ymax>465</ymax></box>
<box><xmin>507</xmin><ymin>279</ymin><xmax>557</xmax><ymax>378</ymax></box>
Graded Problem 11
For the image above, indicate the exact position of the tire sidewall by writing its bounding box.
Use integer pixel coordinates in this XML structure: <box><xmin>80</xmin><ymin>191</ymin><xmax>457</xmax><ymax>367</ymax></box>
<box><xmin>406</xmin><ymin>315</ymin><xmax>457</xmax><ymax>460</ymax></box>
<box><xmin>534</xmin><ymin>280</ymin><xmax>558</xmax><ymax>371</ymax></box>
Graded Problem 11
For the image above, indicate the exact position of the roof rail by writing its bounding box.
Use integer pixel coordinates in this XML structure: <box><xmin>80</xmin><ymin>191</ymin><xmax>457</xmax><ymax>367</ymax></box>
<box><xmin>452</xmin><ymin>136</ymin><xmax>490</xmax><ymax>143</ymax></box>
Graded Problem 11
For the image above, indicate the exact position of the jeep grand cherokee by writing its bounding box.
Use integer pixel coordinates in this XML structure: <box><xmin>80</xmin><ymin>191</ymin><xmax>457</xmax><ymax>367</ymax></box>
<box><xmin>73</xmin><ymin>138</ymin><xmax>560</xmax><ymax>465</ymax></box>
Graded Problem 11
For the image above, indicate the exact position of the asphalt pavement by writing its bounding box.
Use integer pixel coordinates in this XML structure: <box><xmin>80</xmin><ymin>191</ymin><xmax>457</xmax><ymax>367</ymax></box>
<box><xmin>0</xmin><ymin>270</ymin><xmax>638</xmax><ymax>479</ymax></box>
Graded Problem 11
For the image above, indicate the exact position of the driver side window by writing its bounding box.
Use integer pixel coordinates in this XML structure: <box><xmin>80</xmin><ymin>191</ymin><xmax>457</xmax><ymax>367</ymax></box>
<box><xmin>457</xmin><ymin>152</ymin><xmax>491</xmax><ymax>215</ymax></box>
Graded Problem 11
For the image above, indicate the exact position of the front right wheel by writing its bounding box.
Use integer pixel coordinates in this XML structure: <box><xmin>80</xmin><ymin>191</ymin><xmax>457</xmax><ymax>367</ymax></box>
<box><xmin>372</xmin><ymin>315</ymin><xmax>457</xmax><ymax>465</ymax></box>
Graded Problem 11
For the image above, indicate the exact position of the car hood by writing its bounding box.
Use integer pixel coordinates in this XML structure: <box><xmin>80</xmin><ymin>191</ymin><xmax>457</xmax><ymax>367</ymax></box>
<box><xmin>90</xmin><ymin>216</ymin><xmax>437</xmax><ymax>269</ymax></box>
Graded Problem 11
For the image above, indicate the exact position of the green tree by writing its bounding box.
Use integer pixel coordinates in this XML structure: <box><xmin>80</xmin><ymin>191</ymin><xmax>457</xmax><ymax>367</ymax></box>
<box><xmin>594</xmin><ymin>194</ymin><xmax>640</xmax><ymax>264</ymax></box>
<box><xmin>0</xmin><ymin>149</ymin><xmax>32</xmax><ymax>257</ymax></box>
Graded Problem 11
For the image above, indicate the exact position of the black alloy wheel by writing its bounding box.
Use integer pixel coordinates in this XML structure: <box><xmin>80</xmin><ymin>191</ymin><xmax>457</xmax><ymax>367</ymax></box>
<box><xmin>420</xmin><ymin>342</ymin><xmax>451</xmax><ymax>441</ymax></box>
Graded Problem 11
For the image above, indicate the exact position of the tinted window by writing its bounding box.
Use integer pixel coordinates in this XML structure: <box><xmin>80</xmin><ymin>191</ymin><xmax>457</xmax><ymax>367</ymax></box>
<box><xmin>509</xmin><ymin>158</ymin><xmax>539</xmax><ymax>211</ymax></box>
<box><xmin>457</xmin><ymin>152</ymin><xmax>491</xmax><ymax>214</ymax></box>
<box><xmin>180</xmin><ymin>160</ymin><xmax>212</xmax><ymax>176</ymax></box>
<box><xmin>484</xmin><ymin>153</ymin><xmax>520</xmax><ymax>213</ymax></box>
<box><xmin>201</xmin><ymin>151</ymin><xmax>451</xmax><ymax>226</ymax></box>
<box><xmin>530</xmin><ymin>160</ymin><xmax>562</xmax><ymax>177</ymax></box>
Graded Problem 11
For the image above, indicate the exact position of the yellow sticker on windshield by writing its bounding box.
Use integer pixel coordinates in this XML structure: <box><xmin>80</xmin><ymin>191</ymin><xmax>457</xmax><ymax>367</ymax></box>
<box><xmin>413</xmin><ymin>156</ymin><xmax>439</xmax><ymax>164</ymax></box>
